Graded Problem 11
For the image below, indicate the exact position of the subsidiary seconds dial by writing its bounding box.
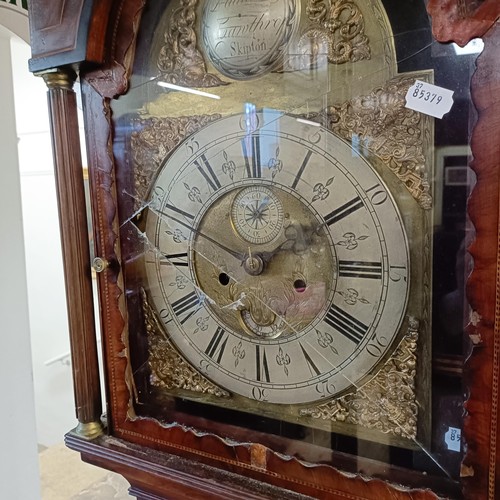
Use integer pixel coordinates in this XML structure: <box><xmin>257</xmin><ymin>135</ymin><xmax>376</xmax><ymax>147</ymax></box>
<box><xmin>144</xmin><ymin>111</ymin><xmax>410</xmax><ymax>404</ymax></box>
<box><xmin>231</xmin><ymin>186</ymin><xmax>284</xmax><ymax>244</ymax></box>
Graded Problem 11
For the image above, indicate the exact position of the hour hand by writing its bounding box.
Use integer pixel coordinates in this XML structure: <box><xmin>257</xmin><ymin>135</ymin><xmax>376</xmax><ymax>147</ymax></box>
<box><xmin>193</xmin><ymin>226</ymin><xmax>245</xmax><ymax>260</ymax></box>
<box><xmin>258</xmin><ymin>223</ymin><xmax>318</xmax><ymax>265</ymax></box>
<box><xmin>155</xmin><ymin>208</ymin><xmax>245</xmax><ymax>261</ymax></box>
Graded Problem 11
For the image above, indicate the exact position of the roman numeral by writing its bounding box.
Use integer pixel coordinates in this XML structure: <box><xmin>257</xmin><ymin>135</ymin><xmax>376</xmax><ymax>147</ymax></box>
<box><xmin>338</xmin><ymin>260</ymin><xmax>382</xmax><ymax>279</ymax></box>
<box><xmin>194</xmin><ymin>154</ymin><xmax>221</xmax><ymax>191</ymax></box>
<box><xmin>161</xmin><ymin>252</ymin><xmax>188</xmax><ymax>267</ymax></box>
<box><xmin>158</xmin><ymin>209</ymin><xmax>196</xmax><ymax>238</ymax></box>
<box><xmin>324</xmin><ymin>196</ymin><xmax>364</xmax><ymax>226</ymax></box>
<box><xmin>171</xmin><ymin>291</ymin><xmax>199</xmax><ymax>325</ymax></box>
<box><xmin>299</xmin><ymin>343</ymin><xmax>321</xmax><ymax>377</ymax></box>
<box><xmin>324</xmin><ymin>305</ymin><xmax>369</xmax><ymax>345</ymax></box>
<box><xmin>205</xmin><ymin>327</ymin><xmax>228</xmax><ymax>364</ymax></box>
<box><xmin>242</xmin><ymin>133</ymin><xmax>261</xmax><ymax>178</ymax></box>
<box><xmin>255</xmin><ymin>345</ymin><xmax>271</xmax><ymax>382</ymax></box>
<box><xmin>162</xmin><ymin>203</ymin><xmax>195</xmax><ymax>220</ymax></box>
<box><xmin>291</xmin><ymin>150</ymin><xmax>312</xmax><ymax>189</ymax></box>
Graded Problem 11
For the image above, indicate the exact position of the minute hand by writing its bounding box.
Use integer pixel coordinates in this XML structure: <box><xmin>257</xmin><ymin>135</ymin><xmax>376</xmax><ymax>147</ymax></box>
<box><xmin>157</xmin><ymin>209</ymin><xmax>244</xmax><ymax>260</ymax></box>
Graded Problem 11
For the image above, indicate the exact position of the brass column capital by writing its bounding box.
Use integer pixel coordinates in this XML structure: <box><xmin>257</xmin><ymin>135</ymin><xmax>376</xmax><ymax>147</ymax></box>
<box><xmin>36</xmin><ymin>67</ymin><xmax>77</xmax><ymax>90</ymax></box>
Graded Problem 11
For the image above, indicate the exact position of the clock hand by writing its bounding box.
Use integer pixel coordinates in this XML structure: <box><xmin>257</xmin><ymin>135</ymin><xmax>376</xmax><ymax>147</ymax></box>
<box><xmin>240</xmin><ymin>235</ymin><xmax>298</xmax><ymax>276</ymax></box>
<box><xmin>154</xmin><ymin>206</ymin><xmax>302</xmax><ymax>273</ymax></box>
<box><xmin>257</xmin><ymin>222</ymin><xmax>319</xmax><ymax>265</ymax></box>
<box><xmin>258</xmin><ymin>238</ymin><xmax>294</xmax><ymax>264</ymax></box>
<box><xmin>137</xmin><ymin>220</ymin><xmax>306</xmax><ymax>338</ymax></box>
<box><xmin>254</xmin><ymin>196</ymin><xmax>270</xmax><ymax>216</ymax></box>
<box><xmin>156</xmin><ymin>206</ymin><xmax>284</xmax><ymax>277</ymax></box>
<box><xmin>156</xmin><ymin>208</ymin><xmax>245</xmax><ymax>261</ymax></box>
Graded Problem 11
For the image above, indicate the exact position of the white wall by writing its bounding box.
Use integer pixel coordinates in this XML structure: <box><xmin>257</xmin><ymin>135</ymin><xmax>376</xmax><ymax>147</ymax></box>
<box><xmin>11</xmin><ymin>37</ymin><xmax>79</xmax><ymax>447</ymax></box>
<box><xmin>1</xmin><ymin>5</ymin><xmax>97</xmax><ymax>452</ymax></box>
<box><xmin>0</xmin><ymin>24</ymin><xmax>41</xmax><ymax>500</ymax></box>
<box><xmin>0</xmin><ymin>3</ymin><xmax>29</xmax><ymax>43</ymax></box>
<box><xmin>0</xmin><ymin>3</ymin><xmax>91</xmax><ymax>497</ymax></box>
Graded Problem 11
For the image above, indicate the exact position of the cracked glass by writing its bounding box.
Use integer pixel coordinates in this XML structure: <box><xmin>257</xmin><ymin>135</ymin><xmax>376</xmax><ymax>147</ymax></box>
<box><xmin>107</xmin><ymin>0</ymin><xmax>478</xmax><ymax>494</ymax></box>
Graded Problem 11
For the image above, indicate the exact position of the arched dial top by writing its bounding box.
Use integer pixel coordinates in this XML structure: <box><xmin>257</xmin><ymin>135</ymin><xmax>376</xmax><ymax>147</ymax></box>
<box><xmin>144</xmin><ymin>111</ymin><xmax>410</xmax><ymax>404</ymax></box>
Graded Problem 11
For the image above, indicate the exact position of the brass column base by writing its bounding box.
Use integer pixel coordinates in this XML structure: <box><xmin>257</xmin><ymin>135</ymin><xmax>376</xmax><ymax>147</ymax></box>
<box><xmin>74</xmin><ymin>421</ymin><xmax>105</xmax><ymax>440</ymax></box>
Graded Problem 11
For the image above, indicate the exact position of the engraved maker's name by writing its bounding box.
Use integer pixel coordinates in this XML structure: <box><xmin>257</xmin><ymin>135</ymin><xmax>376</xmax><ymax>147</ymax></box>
<box><xmin>203</xmin><ymin>0</ymin><xmax>296</xmax><ymax>78</ymax></box>
<box><xmin>217</xmin><ymin>13</ymin><xmax>286</xmax><ymax>40</ymax></box>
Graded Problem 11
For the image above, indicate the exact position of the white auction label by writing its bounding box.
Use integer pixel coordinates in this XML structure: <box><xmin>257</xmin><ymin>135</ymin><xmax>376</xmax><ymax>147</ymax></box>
<box><xmin>444</xmin><ymin>426</ymin><xmax>461</xmax><ymax>452</ymax></box>
<box><xmin>405</xmin><ymin>80</ymin><xmax>454</xmax><ymax>119</ymax></box>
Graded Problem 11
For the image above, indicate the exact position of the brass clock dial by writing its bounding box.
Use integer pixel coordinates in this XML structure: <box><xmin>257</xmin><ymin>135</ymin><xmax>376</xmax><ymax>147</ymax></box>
<box><xmin>144</xmin><ymin>111</ymin><xmax>410</xmax><ymax>405</ymax></box>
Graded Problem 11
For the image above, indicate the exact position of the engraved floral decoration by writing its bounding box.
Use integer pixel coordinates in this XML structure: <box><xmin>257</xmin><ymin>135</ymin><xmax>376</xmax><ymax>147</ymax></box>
<box><xmin>141</xmin><ymin>289</ymin><xmax>229</xmax><ymax>397</ymax></box>
<box><xmin>157</xmin><ymin>0</ymin><xmax>227</xmax><ymax>87</ymax></box>
<box><xmin>193</xmin><ymin>316</ymin><xmax>210</xmax><ymax>334</ymax></box>
<box><xmin>165</xmin><ymin>228</ymin><xmax>187</xmax><ymax>244</ymax></box>
<box><xmin>312</xmin><ymin>177</ymin><xmax>334</xmax><ymax>202</ymax></box>
<box><xmin>221</xmin><ymin>150</ymin><xmax>236</xmax><ymax>180</ymax></box>
<box><xmin>337</xmin><ymin>232</ymin><xmax>368</xmax><ymax>250</ymax></box>
<box><xmin>285</xmin><ymin>0</ymin><xmax>371</xmax><ymax>70</ymax></box>
<box><xmin>170</xmin><ymin>275</ymin><xmax>189</xmax><ymax>290</ymax></box>
<box><xmin>314</xmin><ymin>76</ymin><xmax>433</xmax><ymax>209</ymax></box>
<box><xmin>338</xmin><ymin>288</ymin><xmax>369</xmax><ymax>306</ymax></box>
<box><xmin>232</xmin><ymin>341</ymin><xmax>246</xmax><ymax>367</ymax></box>
<box><xmin>185</xmin><ymin>183</ymin><xmax>203</xmax><ymax>203</ymax></box>
<box><xmin>268</xmin><ymin>147</ymin><xmax>283</xmax><ymax>178</ymax></box>
<box><xmin>276</xmin><ymin>347</ymin><xmax>291</xmax><ymax>376</ymax></box>
<box><xmin>131</xmin><ymin>114</ymin><xmax>222</xmax><ymax>207</ymax></box>
<box><xmin>316</xmin><ymin>329</ymin><xmax>339</xmax><ymax>354</ymax></box>
<box><xmin>300</xmin><ymin>318</ymin><xmax>419</xmax><ymax>440</ymax></box>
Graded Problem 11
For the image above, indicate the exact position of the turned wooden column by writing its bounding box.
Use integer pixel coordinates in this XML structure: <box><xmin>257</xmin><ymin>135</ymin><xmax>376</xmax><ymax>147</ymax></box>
<box><xmin>40</xmin><ymin>67</ymin><xmax>103</xmax><ymax>439</ymax></box>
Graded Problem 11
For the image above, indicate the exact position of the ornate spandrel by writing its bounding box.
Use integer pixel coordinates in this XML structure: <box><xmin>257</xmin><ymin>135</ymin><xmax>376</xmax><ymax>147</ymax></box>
<box><xmin>142</xmin><ymin>289</ymin><xmax>230</xmax><ymax>397</ymax></box>
<box><xmin>283</xmin><ymin>0</ymin><xmax>371</xmax><ymax>71</ymax></box>
<box><xmin>300</xmin><ymin>318</ymin><xmax>419</xmax><ymax>440</ymax></box>
<box><xmin>157</xmin><ymin>0</ymin><xmax>227</xmax><ymax>87</ymax></box>
<box><xmin>316</xmin><ymin>75</ymin><xmax>433</xmax><ymax>209</ymax></box>
<box><xmin>131</xmin><ymin>114</ymin><xmax>222</xmax><ymax>206</ymax></box>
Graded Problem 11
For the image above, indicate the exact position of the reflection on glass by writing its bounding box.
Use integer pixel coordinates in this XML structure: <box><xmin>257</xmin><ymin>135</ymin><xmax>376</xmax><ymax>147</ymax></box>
<box><xmin>106</xmin><ymin>0</ymin><xmax>479</xmax><ymax>495</ymax></box>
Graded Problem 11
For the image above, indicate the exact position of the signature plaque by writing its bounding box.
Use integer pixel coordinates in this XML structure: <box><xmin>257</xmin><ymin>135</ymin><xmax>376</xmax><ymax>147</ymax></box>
<box><xmin>202</xmin><ymin>0</ymin><xmax>299</xmax><ymax>80</ymax></box>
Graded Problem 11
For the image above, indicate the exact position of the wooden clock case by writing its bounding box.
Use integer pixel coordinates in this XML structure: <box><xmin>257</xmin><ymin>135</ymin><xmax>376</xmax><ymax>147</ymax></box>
<box><xmin>27</xmin><ymin>0</ymin><xmax>500</xmax><ymax>498</ymax></box>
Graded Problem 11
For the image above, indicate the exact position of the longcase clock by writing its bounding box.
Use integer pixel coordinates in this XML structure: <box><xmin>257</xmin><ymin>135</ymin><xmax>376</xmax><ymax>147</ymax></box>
<box><xmin>27</xmin><ymin>0</ymin><xmax>500</xmax><ymax>498</ymax></box>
